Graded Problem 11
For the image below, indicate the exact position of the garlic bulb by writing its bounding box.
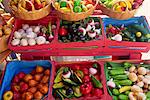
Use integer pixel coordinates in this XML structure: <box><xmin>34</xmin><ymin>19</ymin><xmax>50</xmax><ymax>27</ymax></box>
<box><xmin>14</xmin><ymin>31</ymin><xmax>22</xmax><ymax>39</ymax></box>
<box><xmin>34</xmin><ymin>26</ymin><xmax>40</xmax><ymax>33</ymax></box>
<box><xmin>26</xmin><ymin>27</ymin><xmax>33</xmax><ymax>33</ymax></box>
<box><xmin>27</xmin><ymin>32</ymin><xmax>37</xmax><ymax>39</ymax></box>
<box><xmin>18</xmin><ymin>29</ymin><xmax>25</xmax><ymax>34</ymax></box>
<box><xmin>22</xmin><ymin>24</ymin><xmax>29</xmax><ymax>30</ymax></box>
<box><xmin>28</xmin><ymin>38</ymin><xmax>36</xmax><ymax>46</ymax></box>
<box><xmin>36</xmin><ymin>36</ymin><xmax>46</xmax><ymax>45</ymax></box>
<box><xmin>11</xmin><ymin>39</ymin><xmax>20</xmax><ymax>46</ymax></box>
<box><xmin>20</xmin><ymin>39</ymin><xmax>28</xmax><ymax>46</ymax></box>
<box><xmin>111</xmin><ymin>34</ymin><xmax>122</xmax><ymax>41</ymax></box>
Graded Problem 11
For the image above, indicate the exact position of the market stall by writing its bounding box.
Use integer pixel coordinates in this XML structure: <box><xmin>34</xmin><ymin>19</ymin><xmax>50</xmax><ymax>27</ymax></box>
<box><xmin>0</xmin><ymin>0</ymin><xmax>150</xmax><ymax>99</ymax></box>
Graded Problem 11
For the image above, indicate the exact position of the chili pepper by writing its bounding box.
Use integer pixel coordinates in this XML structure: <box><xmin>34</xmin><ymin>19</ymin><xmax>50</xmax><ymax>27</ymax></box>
<box><xmin>59</xmin><ymin>26</ymin><xmax>68</xmax><ymax>36</ymax></box>
<box><xmin>80</xmin><ymin>82</ymin><xmax>93</xmax><ymax>95</ymax></box>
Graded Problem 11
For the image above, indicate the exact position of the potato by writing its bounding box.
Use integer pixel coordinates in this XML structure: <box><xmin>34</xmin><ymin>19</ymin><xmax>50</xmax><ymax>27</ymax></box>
<box><xmin>131</xmin><ymin>85</ymin><xmax>143</xmax><ymax>92</ymax></box>
<box><xmin>129</xmin><ymin>65</ymin><xmax>136</xmax><ymax>72</ymax></box>
<box><xmin>138</xmin><ymin>67</ymin><xmax>147</xmax><ymax>75</ymax></box>
<box><xmin>128</xmin><ymin>73</ymin><xmax>138</xmax><ymax>82</ymax></box>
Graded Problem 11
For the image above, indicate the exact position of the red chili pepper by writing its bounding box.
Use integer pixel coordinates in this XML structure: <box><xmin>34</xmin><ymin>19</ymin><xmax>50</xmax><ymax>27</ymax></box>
<box><xmin>59</xmin><ymin>26</ymin><xmax>68</xmax><ymax>36</ymax></box>
<box><xmin>92</xmin><ymin>88</ymin><xmax>103</xmax><ymax>97</ymax></box>
<box><xmin>80</xmin><ymin>82</ymin><xmax>93</xmax><ymax>95</ymax></box>
<box><xmin>83</xmin><ymin>75</ymin><xmax>90</xmax><ymax>83</ymax></box>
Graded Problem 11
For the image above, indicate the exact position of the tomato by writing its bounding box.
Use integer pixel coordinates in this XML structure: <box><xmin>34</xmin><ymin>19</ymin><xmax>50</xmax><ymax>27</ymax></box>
<box><xmin>80</xmin><ymin>82</ymin><xmax>93</xmax><ymax>95</ymax></box>
<box><xmin>59</xmin><ymin>26</ymin><xmax>68</xmax><ymax>36</ymax></box>
<box><xmin>94</xmin><ymin>75</ymin><xmax>100</xmax><ymax>80</ymax></box>
<box><xmin>73</xmin><ymin>65</ymin><xmax>80</xmax><ymax>70</ymax></box>
<box><xmin>83</xmin><ymin>75</ymin><xmax>90</xmax><ymax>83</ymax></box>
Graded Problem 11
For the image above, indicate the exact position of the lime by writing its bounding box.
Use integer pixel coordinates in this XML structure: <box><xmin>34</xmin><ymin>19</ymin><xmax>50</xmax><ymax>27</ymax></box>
<box><xmin>136</xmin><ymin>32</ymin><xmax>142</xmax><ymax>37</ymax></box>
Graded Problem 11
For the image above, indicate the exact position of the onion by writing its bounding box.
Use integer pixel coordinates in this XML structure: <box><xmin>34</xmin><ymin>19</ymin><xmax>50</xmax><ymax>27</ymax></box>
<box><xmin>89</xmin><ymin>68</ymin><xmax>97</xmax><ymax>75</ymax></box>
<box><xmin>11</xmin><ymin>39</ymin><xmax>20</xmax><ymax>46</ymax></box>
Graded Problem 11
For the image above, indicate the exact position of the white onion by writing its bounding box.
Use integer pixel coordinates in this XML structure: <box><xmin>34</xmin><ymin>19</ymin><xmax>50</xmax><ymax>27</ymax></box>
<box><xmin>20</xmin><ymin>39</ymin><xmax>28</xmax><ymax>46</ymax></box>
<box><xmin>11</xmin><ymin>39</ymin><xmax>20</xmax><ymax>46</ymax></box>
<box><xmin>28</xmin><ymin>38</ymin><xmax>36</xmax><ymax>46</ymax></box>
<box><xmin>22</xmin><ymin>24</ymin><xmax>29</xmax><ymax>30</ymax></box>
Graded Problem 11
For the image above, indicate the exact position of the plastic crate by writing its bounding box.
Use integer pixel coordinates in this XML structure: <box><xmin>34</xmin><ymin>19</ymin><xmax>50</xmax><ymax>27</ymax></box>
<box><xmin>49</xmin><ymin>61</ymin><xmax>110</xmax><ymax>100</ymax></box>
<box><xmin>51</xmin><ymin>16</ymin><xmax>105</xmax><ymax>56</ymax></box>
<box><xmin>0</xmin><ymin>60</ymin><xmax>53</xmax><ymax>100</ymax></box>
<box><xmin>103</xmin><ymin>60</ymin><xmax>150</xmax><ymax>100</ymax></box>
<box><xmin>102</xmin><ymin>16</ymin><xmax>150</xmax><ymax>54</ymax></box>
<box><xmin>8</xmin><ymin>16</ymin><xmax>59</xmax><ymax>53</ymax></box>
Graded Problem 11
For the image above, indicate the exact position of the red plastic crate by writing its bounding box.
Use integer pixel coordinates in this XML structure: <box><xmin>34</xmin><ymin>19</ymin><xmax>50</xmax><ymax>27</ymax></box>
<box><xmin>52</xmin><ymin>16</ymin><xmax>105</xmax><ymax>56</ymax></box>
<box><xmin>8</xmin><ymin>15</ymin><xmax>60</xmax><ymax>53</ymax></box>
<box><xmin>48</xmin><ymin>61</ymin><xmax>110</xmax><ymax>100</ymax></box>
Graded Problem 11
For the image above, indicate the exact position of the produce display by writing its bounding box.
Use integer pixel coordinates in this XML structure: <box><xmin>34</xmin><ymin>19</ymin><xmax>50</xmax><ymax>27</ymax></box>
<box><xmin>52</xmin><ymin>62</ymin><xmax>104</xmax><ymax>99</ymax></box>
<box><xmin>100</xmin><ymin>0</ymin><xmax>144</xmax><ymax>12</ymax></box>
<box><xmin>106</xmin><ymin>24</ymin><xmax>150</xmax><ymax>42</ymax></box>
<box><xmin>59</xmin><ymin>17</ymin><xmax>101</xmax><ymax>43</ymax></box>
<box><xmin>11</xmin><ymin>22</ymin><xmax>56</xmax><ymax>46</ymax></box>
<box><xmin>9</xmin><ymin>0</ymin><xmax>49</xmax><ymax>11</ymax></box>
<box><xmin>0</xmin><ymin>8</ymin><xmax>14</xmax><ymax>38</ymax></box>
<box><xmin>105</xmin><ymin>62</ymin><xmax>150</xmax><ymax>100</ymax></box>
<box><xmin>54</xmin><ymin>0</ymin><xmax>95</xmax><ymax>13</ymax></box>
<box><xmin>3</xmin><ymin>66</ymin><xmax>50</xmax><ymax>100</ymax></box>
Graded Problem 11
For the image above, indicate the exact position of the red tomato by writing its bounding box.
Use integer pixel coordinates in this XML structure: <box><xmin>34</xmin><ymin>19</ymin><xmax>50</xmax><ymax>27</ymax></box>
<box><xmin>94</xmin><ymin>75</ymin><xmax>100</xmax><ymax>80</ymax></box>
<box><xmin>80</xmin><ymin>82</ymin><xmax>93</xmax><ymax>95</ymax></box>
<box><xmin>73</xmin><ymin>65</ymin><xmax>80</xmax><ymax>70</ymax></box>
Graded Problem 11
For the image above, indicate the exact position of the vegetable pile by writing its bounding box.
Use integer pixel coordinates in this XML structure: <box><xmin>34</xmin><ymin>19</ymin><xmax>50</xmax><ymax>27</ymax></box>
<box><xmin>53</xmin><ymin>63</ymin><xmax>103</xmax><ymax>99</ymax></box>
<box><xmin>105</xmin><ymin>62</ymin><xmax>150</xmax><ymax>100</ymax></box>
<box><xmin>59</xmin><ymin>17</ymin><xmax>101</xmax><ymax>43</ymax></box>
<box><xmin>3</xmin><ymin>66</ymin><xmax>50</xmax><ymax>100</ymax></box>
<box><xmin>11</xmin><ymin>23</ymin><xmax>56</xmax><ymax>46</ymax></box>
<box><xmin>106</xmin><ymin>24</ymin><xmax>150</xmax><ymax>42</ymax></box>
<box><xmin>54</xmin><ymin>0</ymin><xmax>94</xmax><ymax>13</ymax></box>
<box><xmin>0</xmin><ymin>8</ymin><xmax>14</xmax><ymax>38</ymax></box>
<box><xmin>100</xmin><ymin>0</ymin><xmax>144</xmax><ymax>12</ymax></box>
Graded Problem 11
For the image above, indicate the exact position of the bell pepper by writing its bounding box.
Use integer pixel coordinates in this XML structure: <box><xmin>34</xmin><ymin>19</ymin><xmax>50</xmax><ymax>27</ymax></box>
<box><xmin>80</xmin><ymin>82</ymin><xmax>93</xmax><ymax>95</ymax></box>
<box><xmin>59</xmin><ymin>26</ymin><xmax>68</xmax><ymax>36</ymax></box>
<box><xmin>83</xmin><ymin>75</ymin><xmax>90</xmax><ymax>83</ymax></box>
<box><xmin>92</xmin><ymin>88</ymin><xmax>103</xmax><ymax>97</ymax></box>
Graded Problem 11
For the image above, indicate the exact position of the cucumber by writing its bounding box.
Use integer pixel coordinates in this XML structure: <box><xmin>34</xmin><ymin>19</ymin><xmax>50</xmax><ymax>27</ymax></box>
<box><xmin>118</xmin><ymin>94</ymin><xmax>129</xmax><ymax>100</ymax></box>
<box><xmin>118</xmin><ymin>80</ymin><xmax>132</xmax><ymax>86</ymax></box>
<box><xmin>112</xmin><ymin>75</ymin><xmax>128</xmax><ymax>80</ymax></box>
<box><xmin>130</xmin><ymin>24</ymin><xmax>149</xmax><ymax>34</ymax></box>
<box><xmin>109</xmin><ymin>69</ymin><xmax>125</xmax><ymax>75</ymax></box>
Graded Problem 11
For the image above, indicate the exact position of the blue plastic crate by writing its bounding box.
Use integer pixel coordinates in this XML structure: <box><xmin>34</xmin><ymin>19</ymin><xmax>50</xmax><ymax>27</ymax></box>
<box><xmin>102</xmin><ymin>16</ymin><xmax>150</xmax><ymax>33</ymax></box>
<box><xmin>0</xmin><ymin>60</ymin><xmax>52</xmax><ymax>100</ymax></box>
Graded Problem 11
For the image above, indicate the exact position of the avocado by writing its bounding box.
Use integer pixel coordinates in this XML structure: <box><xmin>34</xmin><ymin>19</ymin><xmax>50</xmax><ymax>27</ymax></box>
<box><xmin>54</xmin><ymin>70</ymin><xmax>63</xmax><ymax>83</ymax></box>
<box><xmin>73</xmin><ymin>86</ymin><xmax>82</xmax><ymax>97</ymax></box>
<box><xmin>63</xmin><ymin>78</ymin><xmax>78</xmax><ymax>86</ymax></box>
<box><xmin>53</xmin><ymin>82</ymin><xmax>64</xmax><ymax>89</ymax></box>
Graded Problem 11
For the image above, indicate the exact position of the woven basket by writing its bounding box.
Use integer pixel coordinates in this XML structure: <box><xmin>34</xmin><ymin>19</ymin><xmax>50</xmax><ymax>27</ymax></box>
<box><xmin>0</xmin><ymin>35</ymin><xmax>9</xmax><ymax>53</ymax></box>
<box><xmin>97</xmin><ymin>0</ymin><xmax>138</xmax><ymax>20</ymax></box>
<box><xmin>10</xmin><ymin>0</ymin><xmax>51</xmax><ymax>20</ymax></box>
<box><xmin>52</xmin><ymin>0</ymin><xmax>98</xmax><ymax>21</ymax></box>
